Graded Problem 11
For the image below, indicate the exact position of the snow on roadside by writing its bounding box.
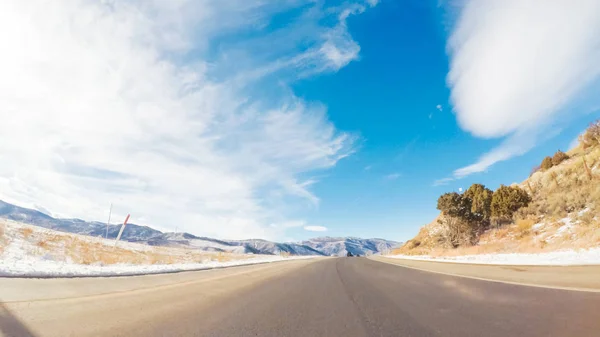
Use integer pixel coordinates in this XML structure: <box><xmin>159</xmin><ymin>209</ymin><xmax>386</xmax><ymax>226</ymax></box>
<box><xmin>385</xmin><ymin>248</ymin><xmax>600</xmax><ymax>266</ymax></box>
<box><xmin>0</xmin><ymin>252</ymin><xmax>315</xmax><ymax>278</ymax></box>
<box><xmin>0</xmin><ymin>220</ymin><xmax>317</xmax><ymax>278</ymax></box>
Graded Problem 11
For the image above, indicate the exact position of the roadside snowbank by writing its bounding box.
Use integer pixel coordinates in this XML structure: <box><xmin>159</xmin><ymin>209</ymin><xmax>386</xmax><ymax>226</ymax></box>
<box><xmin>0</xmin><ymin>220</ymin><xmax>317</xmax><ymax>277</ymax></box>
<box><xmin>0</xmin><ymin>253</ymin><xmax>315</xmax><ymax>278</ymax></box>
<box><xmin>385</xmin><ymin>248</ymin><xmax>600</xmax><ymax>266</ymax></box>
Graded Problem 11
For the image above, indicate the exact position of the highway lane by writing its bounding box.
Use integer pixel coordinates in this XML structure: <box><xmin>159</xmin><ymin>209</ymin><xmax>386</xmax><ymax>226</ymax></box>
<box><xmin>1</xmin><ymin>257</ymin><xmax>600</xmax><ymax>337</ymax></box>
<box><xmin>370</xmin><ymin>255</ymin><xmax>600</xmax><ymax>291</ymax></box>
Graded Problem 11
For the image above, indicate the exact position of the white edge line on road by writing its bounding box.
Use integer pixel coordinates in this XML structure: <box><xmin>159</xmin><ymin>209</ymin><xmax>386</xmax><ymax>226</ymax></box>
<box><xmin>368</xmin><ymin>257</ymin><xmax>600</xmax><ymax>293</ymax></box>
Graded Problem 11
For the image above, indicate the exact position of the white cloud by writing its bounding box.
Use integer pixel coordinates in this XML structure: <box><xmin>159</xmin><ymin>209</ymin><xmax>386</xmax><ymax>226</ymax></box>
<box><xmin>270</xmin><ymin>221</ymin><xmax>306</xmax><ymax>229</ymax></box>
<box><xmin>458</xmin><ymin>187</ymin><xmax>463</xmax><ymax>193</ymax></box>
<box><xmin>317</xmin><ymin>2</ymin><xmax>376</xmax><ymax>72</ymax></box>
<box><xmin>385</xmin><ymin>173</ymin><xmax>401</xmax><ymax>180</ymax></box>
<box><xmin>433</xmin><ymin>177</ymin><xmax>454</xmax><ymax>187</ymax></box>
<box><xmin>453</xmin><ymin>131</ymin><xmax>537</xmax><ymax>178</ymax></box>
<box><xmin>364</xmin><ymin>165</ymin><xmax>372</xmax><ymax>171</ymax></box>
<box><xmin>303</xmin><ymin>225</ymin><xmax>328</xmax><ymax>232</ymax></box>
<box><xmin>366</xmin><ymin>0</ymin><xmax>380</xmax><ymax>8</ymax></box>
<box><xmin>0</xmin><ymin>0</ymin><xmax>373</xmax><ymax>240</ymax></box>
<box><xmin>447</xmin><ymin>0</ymin><xmax>600</xmax><ymax>178</ymax></box>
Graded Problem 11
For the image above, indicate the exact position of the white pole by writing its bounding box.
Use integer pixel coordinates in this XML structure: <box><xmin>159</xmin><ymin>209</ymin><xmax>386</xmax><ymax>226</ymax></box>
<box><xmin>114</xmin><ymin>214</ymin><xmax>130</xmax><ymax>247</ymax></box>
<box><xmin>105</xmin><ymin>203</ymin><xmax>113</xmax><ymax>239</ymax></box>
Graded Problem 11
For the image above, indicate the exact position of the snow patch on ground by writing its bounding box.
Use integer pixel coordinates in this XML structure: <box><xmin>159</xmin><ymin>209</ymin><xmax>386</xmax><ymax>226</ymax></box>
<box><xmin>0</xmin><ymin>250</ymin><xmax>314</xmax><ymax>278</ymax></box>
<box><xmin>0</xmin><ymin>220</ymin><xmax>316</xmax><ymax>277</ymax></box>
<box><xmin>385</xmin><ymin>248</ymin><xmax>600</xmax><ymax>266</ymax></box>
<box><xmin>556</xmin><ymin>222</ymin><xmax>575</xmax><ymax>235</ymax></box>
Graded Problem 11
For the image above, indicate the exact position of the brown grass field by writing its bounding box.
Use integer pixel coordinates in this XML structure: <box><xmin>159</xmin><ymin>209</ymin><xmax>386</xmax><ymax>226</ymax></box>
<box><xmin>1</xmin><ymin>220</ymin><xmax>255</xmax><ymax>266</ymax></box>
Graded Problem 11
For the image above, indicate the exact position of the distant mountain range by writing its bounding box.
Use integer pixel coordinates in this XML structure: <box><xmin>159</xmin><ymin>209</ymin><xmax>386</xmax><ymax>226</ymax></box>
<box><xmin>0</xmin><ymin>200</ymin><xmax>400</xmax><ymax>256</ymax></box>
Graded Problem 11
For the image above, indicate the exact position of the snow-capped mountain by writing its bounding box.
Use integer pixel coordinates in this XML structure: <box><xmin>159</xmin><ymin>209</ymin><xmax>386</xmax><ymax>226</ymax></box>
<box><xmin>141</xmin><ymin>235</ymin><xmax>324</xmax><ymax>256</ymax></box>
<box><xmin>0</xmin><ymin>200</ymin><xmax>400</xmax><ymax>256</ymax></box>
<box><xmin>0</xmin><ymin>200</ymin><xmax>162</xmax><ymax>240</ymax></box>
<box><xmin>301</xmin><ymin>237</ymin><xmax>399</xmax><ymax>257</ymax></box>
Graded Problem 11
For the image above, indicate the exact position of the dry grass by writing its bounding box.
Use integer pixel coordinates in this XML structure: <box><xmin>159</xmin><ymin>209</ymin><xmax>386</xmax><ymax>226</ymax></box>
<box><xmin>516</xmin><ymin>219</ymin><xmax>535</xmax><ymax>238</ymax></box>
<box><xmin>397</xmin><ymin>217</ymin><xmax>600</xmax><ymax>257</ymax></box>
<box><xmin>36</xmin><ymin>240</ymin><xmax>50</xmax><ymax>250</ymax></box>
<box><xmin>20</xmin><ymin>227</ymin><xmax>34</xmax><ymax>239</ymax></box>
<box><xmin>2</xmin><ymin>220</ymin><xmax>256</xmax><ymax>266</ymax></box>
<box><xmin>574</xmin><ymin>222</ymin><xmax>600</xmax><ymax>247</ymax></box>
<box><xmin>70</xmin><ymin>240</ymin><xmax>181</xmax><ymax>265</ymax></box>
<box><xmin>214</xmin><ymin>252</ymin><xmax>232</xmax><ymax>262</ymax></box>
<box><xmin>61</xmin><ymin>238</ymin><xmax>254</xmax><ymax>266</ymax></box>
<box><xmin>0</xmin><ymin>222</ymin><xmax>5</xmax><ymax>255</ymax></box>
<box><xmin>431</xmin><ymin>242</ymin><xmax>510</xmax><ymax>256</ymax></box>
<box><xmin>493</xmin><ymin>227</ymin><xmax>512</xmax><ymax>240</ymax></box>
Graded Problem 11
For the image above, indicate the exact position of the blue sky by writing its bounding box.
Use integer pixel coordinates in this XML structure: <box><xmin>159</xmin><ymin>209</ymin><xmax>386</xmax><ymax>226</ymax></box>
<box><xmin>1</xmin><ymin>0</ymin><xmax>599</xmax><ymax>242</ymax></box>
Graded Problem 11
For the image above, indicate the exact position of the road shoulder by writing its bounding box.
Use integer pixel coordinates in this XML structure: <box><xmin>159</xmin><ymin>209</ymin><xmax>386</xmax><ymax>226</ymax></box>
<box><xmin>0</xmin><ymin>258</ymin><xmax>320</xmax><ymax>303</ymax></box>
<box><xmin>369</xmin><ymin>256</ymin><xmax>600</xmax><ymax>292</ymax></box>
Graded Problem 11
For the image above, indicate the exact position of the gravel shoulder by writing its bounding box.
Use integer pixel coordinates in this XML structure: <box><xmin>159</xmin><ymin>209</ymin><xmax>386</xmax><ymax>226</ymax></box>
<box><xmin>370</xmin><ymin>255</ymin><xmax>600</xmax><ymax>291</ymax></box>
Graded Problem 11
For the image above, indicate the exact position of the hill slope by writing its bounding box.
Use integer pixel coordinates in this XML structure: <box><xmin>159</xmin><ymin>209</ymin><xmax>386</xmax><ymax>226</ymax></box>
<box><xmin>301</xmin><ymin>237</ymin><xmax>398</xmax><ymax>256</ymax></box>
<box><xmin>0</xmin><ymin>200</ymin><xmax>399</xmax><ymax>256</ymax></box>
<box><xmin>0</xmin><ymin>219</ymin><xmax>313</xmax><ymax>277</ymax></box>
<box><xmin>396</xmin><ymin>137</ymin><xmax>600</xmax><ymax>256</ymax></box>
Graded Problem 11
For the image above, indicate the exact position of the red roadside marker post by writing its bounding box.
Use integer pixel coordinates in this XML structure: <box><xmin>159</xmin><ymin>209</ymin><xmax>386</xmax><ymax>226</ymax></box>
<box><xmin>114</xmin><ymin>214</ymin><xmax>131</xmax><ymax>247</ymax></box>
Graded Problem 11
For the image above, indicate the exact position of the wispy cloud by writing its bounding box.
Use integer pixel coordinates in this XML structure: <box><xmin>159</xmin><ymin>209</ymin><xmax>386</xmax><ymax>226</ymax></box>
<box><xmin>385</xmin><ymin>173</ymin><xmax>401</xmax><ymax>180</ymax></box>
<box><xmin>304</xmin><ymin>225</ymin><xmax>328</xmax><ymax>232</ymax></box>
<box><xmin>366</xmin><ymin>0</ymin><xmax>380</xmax><ymax>7</ymax></box>
<box><xmin>0</xmin><ymin>0</ymin><xmax>376</xmax><ymax>240</ymax></box>
<box><xmin>364</xmin><ymin>165</ymin><xmax>372</xmax><ymax>171</ymax></box>
<box><xmin>453</xmin><ymin>131</ymin><xmax>537</xmax><ymax>178</ymax></box>
<box><xmin>395</xmin><ymin>136</ymin><xmax>420</xmax><ymax>163</ymax></box>
<box><xmin>446</xmin><ymin>0</ymin><xmax>600</xmax><ymax>178</ymax></box>
<box><xmin>433</xmin><ymin>177</ymin><xmax>454</xmax><ymax>187</ymax></box>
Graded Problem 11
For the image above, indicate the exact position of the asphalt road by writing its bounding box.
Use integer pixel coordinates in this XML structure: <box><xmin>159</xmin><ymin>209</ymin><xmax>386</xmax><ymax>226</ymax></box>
<box><xmin>371</xmin><ymin>255</ymin><xmax>600</xmax><ymax>291</ymax></box>
<box><xmin>2</xmin><ymin>257</ymin><xmax>600</xmax><ymax>337</ymax></box>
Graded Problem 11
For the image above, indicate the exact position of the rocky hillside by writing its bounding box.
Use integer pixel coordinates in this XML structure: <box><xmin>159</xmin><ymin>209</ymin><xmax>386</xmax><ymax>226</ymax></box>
<box><xmin>0</xmin><ymin>200</ymin><xmax>398</xmax><ymax>256</ymax></box>
<box><xmin>396</xmin><ymin>121</ymin><xmax>600</xmax><ymax>256</ymax></box>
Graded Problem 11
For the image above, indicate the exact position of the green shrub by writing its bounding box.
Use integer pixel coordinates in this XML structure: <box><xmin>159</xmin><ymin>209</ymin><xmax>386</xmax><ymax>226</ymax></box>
<box><xmin>437</xmin><ymin>192</ymin><xmax>471</xmax><ymax>220</ymax></box>
<box><xmin>463</xmin><ymin>184</ymin><xmax>493</xmax><ymax>223</ymax></box>
<box><xmin>436</xmin><ymin>184</ymin><xmax>495</xmax><ymax>247</ymax></box>
<box><xmin>491</xmin><ymin>185</ymin><xmax>532</xmax><ymax>221</ymax></box>
<box><xmin>540</xmin><ymin>156</ymin><xmax>553</xmax><ymax>171</ymax></box>
<box><xmin>552</xmin><ymin>150</ymin><xmax>569</xmax><ymax>166</ymax></box>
